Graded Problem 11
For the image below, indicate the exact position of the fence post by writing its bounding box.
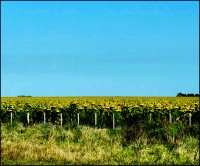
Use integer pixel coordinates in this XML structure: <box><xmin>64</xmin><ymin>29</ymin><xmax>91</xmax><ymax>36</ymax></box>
<box><xmin>169</xmin><ymin>113</ymin><xmax>172</xmax><ymax>123</ymax></box>
<box><xmin>150</xmin><ymin>113</ymin><xmax>152</xmax><ymax>124</ymax></box>
<box><xmin>189</xmin><ymin>113</ymin><xmax>191</xmax><ymax>126</ymax></box>
<box><xmin>44</xmin><ymin>112</ymin><xmax>46</xmax><ymax>124</ymax></box>
<box><xmin>77</xmin><ymin>113</ymin><xmax>79</xmax><ymax>126</ymax></box>
<box><xmin>27</xmin><ymin>112</ymin><xmax>30</xmax><ymax>125</ymax></box>
<box><xmin>169</xmin><ymin>112</ymin><xmax>174</xmax><ymax>142</ymax></box>
<box><xmin>10</xmin><ymin>112</ymin><xmax>13</xmax><ymax>125</ymax></box>
<box><xmin>113</xmin><ymin>113</ymin><xmax>115</xmax><ymax>130</ymax></box>
<box><xmin>95</xmin><ymin>113</ymin><xmax>97</xmax><ymax>129</ymax></box>
<box><xmin>60</xmin><ymin>113</ymin><xmax>63</xmax><ymax>126</ymax></box>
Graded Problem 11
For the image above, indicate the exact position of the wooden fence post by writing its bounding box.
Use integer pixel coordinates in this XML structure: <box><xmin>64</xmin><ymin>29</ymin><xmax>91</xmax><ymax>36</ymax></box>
<box><xmin>150</xmin><ymin>113</ymin><xmax>152</xmax><ymax>124</ymax></box>
<box><xmin>10</xmin><ymin>112</ymin><xmax>13</xmax><ymax>125</ymax></box>
<box><xmin>27</xmin><ymin>112</ymin><xmax>30</xmax><ymax>125</ymax></box>
<box><xmin>77</xmin><ymin>113</ymin><xmax>79</xmax><ymax>126</ymax></box>
<box><xmin>169</xmin><ymin>112</ymin><xmax>174</xmax><ymax>142</ymax></box>
<box><xmin>169</xmin><ymin>113</ymin><xmax>172</xmax><ymax>123</ymax></box>
<box><xmin>113</xmin><ymin>113</ymin><xmax>115</xmax><ymax>130</ymax></box>
<box><xmin>95</xmin><ymin>113</ymin><xmax>97</xmax><ymax>129</ymax></box>
<box><xmin>60</xmin><ymin>113</ymin><xmax>63</xmax><ymax>126</ymax></box>
<box><xmin>189</xmin><ymin>113</ymin><xmax>191</xmax><ymax>126</ymax></box>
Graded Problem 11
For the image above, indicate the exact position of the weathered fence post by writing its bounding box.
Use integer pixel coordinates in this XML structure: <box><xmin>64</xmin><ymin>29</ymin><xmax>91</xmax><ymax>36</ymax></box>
<box><xmin>60</xmin><ymin>113</ymin><xmax>63</xmax><ymax>126</ymax></box>
<box><xmin>95</xmin><ymin>113</ymin><xmax>97</xmax><ymax>129</ymax></box>
<box><xmin>113</xmin><ymin>113</ymin><xmax>115</xmax><ymax>130</ymax></box>
<box><xmin>150</xmin><ymin>113</ymin><xmax>152</xmax><ymax>124</ymax></box>
<box><xmin>27</xmin><ymin>112</ymin><xmax>30</xmax><ymax>125</ymax></box>
<box><xmin>10</xmin><ymin>112</ymin><xmax>13</xmax><ymax>125</ymax></box>
<box><xmin>189</xmin><ymin>113</ymin><xmax>191</xmax><ymax>126</ymax></box>
<box><xmin>169</xmin><ymin>113</ymin><xmax>172</xmax><ymax>123</ymax></box>
<box><xmin>77</xmin><ymin>113</ymin><xmax>79</xmax><ymax>126</ymax></box>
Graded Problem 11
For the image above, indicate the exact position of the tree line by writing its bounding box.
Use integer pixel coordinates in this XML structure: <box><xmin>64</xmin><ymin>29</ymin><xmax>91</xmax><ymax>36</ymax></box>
<box><xmin>17</xmin><ymin>95</ymin><xmax>32</xmax><ymax>97</ymax></box>
<box><xmin>176</xmin><ymin>93</ymin><xmax>199</xmax><ymax>97</ymax></box>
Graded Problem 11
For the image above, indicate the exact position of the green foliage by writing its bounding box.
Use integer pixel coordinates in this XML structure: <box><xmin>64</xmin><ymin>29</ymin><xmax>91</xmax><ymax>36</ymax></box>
<box><xmin>37</xmin><ymin>124</ymin><xmax>52</xmax><ymax>140</ymax></box>
<box><xmin>72</xmin><ymin>127</ymin><xmax>82</xmax><ymax>143</ymax></box>
<box><xmin>169</xmin><ymin>121</ymin><xmax>181</xmax><ymax>137</ymax></box>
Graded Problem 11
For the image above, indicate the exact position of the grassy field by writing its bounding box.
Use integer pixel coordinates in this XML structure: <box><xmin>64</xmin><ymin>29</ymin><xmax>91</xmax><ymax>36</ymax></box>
<box><xmin>1</xmin><ymin>122</ymin><xmax>199</xmax><ymax>165</ymax></box>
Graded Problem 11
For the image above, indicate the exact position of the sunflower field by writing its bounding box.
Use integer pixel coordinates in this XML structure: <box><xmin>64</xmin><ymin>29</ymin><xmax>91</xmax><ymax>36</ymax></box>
<box><xmin>1</xmin><ymin>97</ymin><xmax>199</xmax><ymax>130</ymax></box>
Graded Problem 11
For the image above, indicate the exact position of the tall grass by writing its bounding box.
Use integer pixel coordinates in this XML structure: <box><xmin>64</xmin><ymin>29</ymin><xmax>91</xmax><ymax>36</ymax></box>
<box><xmin>1</xmin><ymin>122</ymin><xmax>199</xmax><ymax>165</ymax></box>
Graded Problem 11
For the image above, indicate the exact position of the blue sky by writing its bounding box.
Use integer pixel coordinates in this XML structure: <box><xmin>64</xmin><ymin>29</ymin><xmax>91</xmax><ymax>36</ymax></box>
<box><xmin>1</xmin><ymin>1</ymin><xmax>199</xmax><ymax>96</ymax></box>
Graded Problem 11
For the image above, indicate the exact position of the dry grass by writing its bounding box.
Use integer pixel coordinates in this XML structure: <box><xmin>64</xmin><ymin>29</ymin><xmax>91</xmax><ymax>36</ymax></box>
<box><xmin>1</xmin><ymin>122</ymin><xmax>199</xmax><ymax>165</ymax></box>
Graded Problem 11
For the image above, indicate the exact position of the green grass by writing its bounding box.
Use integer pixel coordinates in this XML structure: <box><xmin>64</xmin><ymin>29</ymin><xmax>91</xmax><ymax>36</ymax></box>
<box><xmin>1</xmin><ymin>122</ymin><xmax>199</xmax><ymax>165</ymax></box>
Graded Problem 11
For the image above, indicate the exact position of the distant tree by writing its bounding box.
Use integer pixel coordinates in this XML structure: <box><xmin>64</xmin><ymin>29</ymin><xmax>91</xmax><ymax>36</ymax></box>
<box><xmin>187</xmin><ymin>93</ymin><xmax>195</xmax><ymax>96</ymax></box>
<box><xmin>18</xmin><ymin>95</ymin><xmax>32</xmax><ymax>97</ymax></box>
<box><xmin>177</xmin><ymin>93</ymin><xmax>183</xmax><ymax>97</ymax></box>
<box><xmin>176</xmin><ymin>93</ymin><xmax>199</xmax><ymax>97</ymax></box>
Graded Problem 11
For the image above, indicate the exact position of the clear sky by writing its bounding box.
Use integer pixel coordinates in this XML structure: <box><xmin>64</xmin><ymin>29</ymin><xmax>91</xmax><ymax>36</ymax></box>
<box><xmin>1</xmin><ymin>1</ymin><xmax>199</xmax><ymax>97</ymax></box>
